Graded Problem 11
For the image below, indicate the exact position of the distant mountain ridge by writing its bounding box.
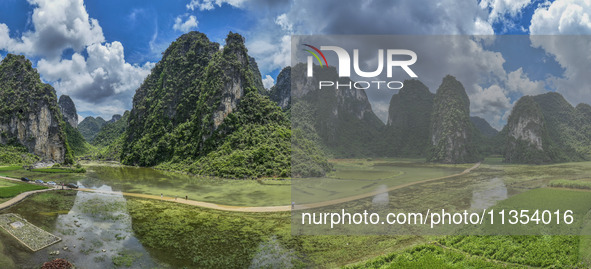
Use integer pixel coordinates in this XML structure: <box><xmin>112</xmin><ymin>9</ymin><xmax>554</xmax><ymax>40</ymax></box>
<box><xmin>4</xmin><ymin>33</ymin><xmax>590</xmax><ymax>170</ymax></box>
<box><xmin>471</xmin><ymin>116</ymin><xmax>498</xmax><ymax>137</ymax></box>
<box><xmin>78</xmin><ymin>116</ymin><xmax>106</xmax><ymax>142</ymax></box>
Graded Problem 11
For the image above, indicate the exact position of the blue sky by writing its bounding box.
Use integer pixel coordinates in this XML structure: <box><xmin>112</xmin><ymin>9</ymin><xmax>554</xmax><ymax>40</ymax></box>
<box><xmin>1</xmin><ymin>0</ymin><xmax>591</xmax><ymax>129</ymax></box>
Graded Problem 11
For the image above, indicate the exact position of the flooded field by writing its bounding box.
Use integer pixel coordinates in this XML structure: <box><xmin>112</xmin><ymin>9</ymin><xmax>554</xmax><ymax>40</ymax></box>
<box><xmin>0</xmin><ymin>159</ymin><xmax>590</xmax><ymax>267</ymax></box>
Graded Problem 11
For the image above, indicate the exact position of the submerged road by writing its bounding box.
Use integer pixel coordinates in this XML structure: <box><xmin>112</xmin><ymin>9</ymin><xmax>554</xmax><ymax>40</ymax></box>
<box><xmin>79</xmin><ymin>162</ymin><xmax>481</xmax><ymax>212</ymax></box>
<box><xmin>0</xmin><ymin>162</ymin><xmax>481</xmax><ymax>213</ymax></box>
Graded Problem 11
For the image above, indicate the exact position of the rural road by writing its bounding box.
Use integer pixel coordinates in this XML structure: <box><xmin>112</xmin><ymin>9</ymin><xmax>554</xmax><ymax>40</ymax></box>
<box><xmin>0</xmin><ymin>162</ymin><xmax>481</xmax><ymax>213</ymax></box>
<box><xmin>0</xmin><ymin>175</ymin><xmax>59</xmax><ymax>210</ymax></box>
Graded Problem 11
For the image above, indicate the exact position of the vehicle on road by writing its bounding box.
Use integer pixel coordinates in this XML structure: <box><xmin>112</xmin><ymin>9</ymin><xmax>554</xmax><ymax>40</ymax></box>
<box><xmin>20</xmin><ymin>177</ymin><xmax>30</xmax><ymax>182</ymax></box>
<box><xmin>65</xmin><ymin>183</ymin><xmax>78</xmax><ymax>189</ymax></box>
<box><xmin>35</xmin><ymin>179</ymin><xmax>44</xmax><ymax>184</ymax></box>
<box><xmin>47</xmin><ymin>181</ymin><xmax>57</xmax><ymax>186</ymax></box>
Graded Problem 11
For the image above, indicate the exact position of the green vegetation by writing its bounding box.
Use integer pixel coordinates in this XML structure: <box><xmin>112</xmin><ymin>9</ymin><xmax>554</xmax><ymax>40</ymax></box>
<box><xmin>346</xmin><ymin>244</ymin><xmax>510</xmax><ymax>269</ymax></box>
<box><xmin>428</xmin><ymin>75</ymin><xmax>480</xmax><ymax>163</ymax></box>
<box><xmin>0</xmin><ymin>180</ymin><xmax>47</xmax><ymax>198</ymax></box>
<box><xmin>90</xmin><ymin>112</ymin><xmax>129</xmax><ymax>161</ymax></box>
<box><xmin>64</xmin><ymin>122</ymin><xmax>93</xmax><ymax>156</ymax></box>
<box><xmin>120</xmin><ymin>32</ymin><xmax>309</xmax><ymax>178</ymax></box>
<box><xmin>78</xmin><ymin>116</ymin><xmax>107</xmax><ymax>142</ymax></box>
<box><xmin>549</xmin><ymin>179</ymin><xmax>591</xmax><ymax>189</ymax></box>
<box><xmin>93</xmin><ymin>111</ymin><xmax>129</xmax><ymax>148</ymax></box>
<box><xmin>0</xmin><ymin>166</ymin><xmax>22</xmax><ymax>172</ymax></box>
<box><xmin>127</xmin><ymin>197</ymin><xmax>423</xmax><ymax>268</ymax></box>
<box><xmin>502</xmin><ymin>95</ymin><xmax>561</xmax><ymax>164</ymax></box>
<box><xmin>0</xmin><ymin>54</ymin><xmax>73</xmax><ymax>164</ymax></box>
<box><xmin>349</xmin><ymin>235</ymin><xmax>583</xmax><ymax>269</ymax></box>
<box><xmin>291</xmin><ymin>101</ymin><xmax>333</xmax><ymax>177</ymax></box>
<box><xmin>0</xmin><ymin>190</ymin><xmax>77</xmax><ymax>268</ymax></box>
<box><xmin>31</xmin><ymin>167</ymin><xmax>86</xmax><ymax>173</ymax></box>
<box><xmin>439</xmin><ymin>235</ymin><xmax>580</xmax><ymax>267</ymax></box>
<box><xmin>502</xmin><ymin>92</ymin><xmax>591</xmax><ymax>164</ymax></box>
<box><xmin>112</xmin><ymin>250</ymin><xmax>142</xmax><ymax>267</ymax></box>
<box><xmin>157</xmin><ymin>92</ymin><xmax>292</xmax><ymax>178</ymax></box>
<box><xmin>292</xmin><ymin>64</ymin><xmax>384</xmax><ymax>159</ymax></box>
<box><xmin>0</xmin><ymin>144</ymin><xmax>39</xmax><ymax>165</ymax></box>
<box><xmin>470</xmin><ymin>116</ymin><xmax>499</xmax><ymax>137</ymax></box>
<box><xmin>383</xmin><ymin>79</ymin><xmax>434</xmax><ymax>157</ymax></box>
<box><xmin>127</xmin><ymin>198</ymin><xmax>291</xmax><ymax>268</ymax></box>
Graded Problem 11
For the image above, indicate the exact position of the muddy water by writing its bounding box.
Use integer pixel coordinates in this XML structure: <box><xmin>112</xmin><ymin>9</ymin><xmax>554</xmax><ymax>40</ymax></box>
<box><xmin>0</xmin><ymin>187</ymin><xmax>168</xmax><ymax>268</ymax></box>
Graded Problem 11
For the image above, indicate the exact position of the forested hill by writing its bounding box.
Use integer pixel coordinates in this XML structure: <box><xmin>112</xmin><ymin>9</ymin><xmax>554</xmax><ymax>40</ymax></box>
<box><xmin>78</xmin><ymin>116</ymin><xmax>107</xmax><ymax>142</ymax></box>
<box><xmin>0</xmin><ymin>54</ymin><xmax>72</xmax><ymax>163</ymax></box>
<box><xmin>120</xmin><ymin>31</ymin><xmax>328</xmax><ymax>178</ymax></box>
<box><xmin>503</xmin><ymin>92</ymin><xmax>591</xmax><ymax>164</ymax></box>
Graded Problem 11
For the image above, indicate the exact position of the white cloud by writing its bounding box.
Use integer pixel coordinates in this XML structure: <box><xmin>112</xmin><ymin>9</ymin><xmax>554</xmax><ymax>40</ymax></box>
<box><xmin>262</xmin><ymin>74</ymin><xmax>274</xmax><ymax>89</ymax></box>
<box><xmin>274</xmin><ymin>13</ymin><xmax>292</xmax><ymax>32</ymax></box>
<box><xmin>186</xmin><ymin>0</ymin><xmax>247</xmax><ymax>11</ymax></box>
<box><xmin>0</xmin><ymin>0</ymin><xmax>104</xmax><ymax>59</ymax></box>
<box><xmin>245</xmin><ymin>0</ymin><xmax>495</xmax><ymax>76</ymax></box>
<box><xmin>77</xmin><ymin>114</ymin><xmax>84</xmax><ymax>123</ymax></box>
<box><xmin>529</xmin><ymin>0</ymin><xmax>591</xmax><ymax>105</ymax></box>
<box><xmin>530</xmin><ymin>0</ymin><xmax>591</xmax><ymax>34</ymax></box>
<box><xmin>470</xmin><ymin>84</ymin><xmax>513</xmax><ymax>129</ymax></box>
<box><xmin>507</xmin><ymin>68</ymin><xmax>546</xmax><ymax>95</ymax></box>
<box><xmin>173</xmin><ymin>15</ymin><xmax>199</xmax><ymax>32</ymax></box>
<box><xmin>0</xmin><ymin>0</ymin><xmax>155</xmax><ymax>118</ymax></box>
<box><xmin>480</xmin><ymin>0</ymin><xmax>534</xmax><ymax>23</ymax></box>
<box><xmin>37</xmin><ymin>41</ymin><xmax>153</xmax><ymax>116</ymax></box>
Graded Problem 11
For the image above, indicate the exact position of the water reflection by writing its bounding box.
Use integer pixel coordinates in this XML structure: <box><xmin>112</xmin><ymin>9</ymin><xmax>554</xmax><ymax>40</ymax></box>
<box><xmin>470</xmin><ymin>177</ymin><xmax>508</xmax><ymax>210</ymax></box>
<box><xmin>371</xmin><ymin>185</ymin><xmax>389</xmax><ymax>207</ymax></box>
<box><xmin>4</xmin><ymin>185</ymin><xmax>163</xmax><ymax>268</ymax></box>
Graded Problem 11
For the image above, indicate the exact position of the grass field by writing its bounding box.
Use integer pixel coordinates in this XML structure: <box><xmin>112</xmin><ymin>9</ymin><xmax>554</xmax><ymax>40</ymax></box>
<box><xmin>348</xmin><ymin>188</ymin><xmax>591</xmax><ymax>268</ymax></box>
<box><xmin>0</xmin><ymin>166</ymin><xmax>23</xmax><ymax>171</ymax></box>
<box><xmin>549</xmin><ymin>179</ymin><xmax>591</xmax><ymax>190</ymax></box>
<box><xmin>294</xmin><ymin>159</ymin><xmax>465</xmax><ymax>204</ymax></box>
<box><xmin>30</xmin><ymin>168</ymin><xmax>84</xmax><ymax>173</ymax></box>
<box><xmin>0</xmin><ymin>179</ymin><xmax>47</xmax><ymax>199</ymax></box>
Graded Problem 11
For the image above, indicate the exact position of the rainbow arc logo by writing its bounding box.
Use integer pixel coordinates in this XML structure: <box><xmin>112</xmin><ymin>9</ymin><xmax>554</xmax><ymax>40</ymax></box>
<box><xmin>303</xmin><ymin>44</ymin><xmax>328</xmax><ymax>67</ymax></box>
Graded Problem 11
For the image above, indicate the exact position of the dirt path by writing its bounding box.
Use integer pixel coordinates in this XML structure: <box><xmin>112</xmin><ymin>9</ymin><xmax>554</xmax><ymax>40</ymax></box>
<box><xmin>0</xmin><ymin>175</ymin><xmax>59</xmax><ymax>210</ymax></box>
<box><xmin>78</xmin><ymin>162</ymin><xmax>481</xmax><ymax>213</ymax></box>
<box><xmin>0</xmin><ymin>162</ymin><xmax>480</xmax><ymax>213</ymax></box>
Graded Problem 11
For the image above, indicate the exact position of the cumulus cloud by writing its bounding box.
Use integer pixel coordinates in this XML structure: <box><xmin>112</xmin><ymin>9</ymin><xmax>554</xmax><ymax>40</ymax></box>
<box><xmin>37</xmin><ymin>41</ymin><xmax>153</xmax><ymax>104</ymax></box>
<box><xmin>262</xmin><ymin>74</ymin><xmax>274</xmax><ymax>89</ymax></box>
<box><xmin>186</xmin><ymin>0</ymin><xmax>247</xmax><ymax>11</ymax></box>
<box><xmin>245</xmin><ymin>13</ymin><xmax>291</xmax><ymax>75</ymax></box>
<box><xmin>480</xmin><ymin>0</ymin><xmax>533</xmax><ymax>23</ymax></box>
<box><xmin>530</xmin><ymin>0</ymin><xmax>591</xmax><ymax>34</ymax></box>
<box><xmin>529</xmin><ymin>0</ymin><xmax>591</xmax><ymax>105</ymax></box>
<box><xmin>0</xmin><ymin>0</ymin><xmax>154</xmax><ymax>118</ymax></box>
<box><xmin>0</xmin><ymin>0</ymin><xmax>104</xmax><ymax>59</ymax></box>
<box><xmin>173</xmin><ymin>15</ymin><xmax>199</xmax><ymax>32</ymax></box>
<box><xmin>246</xmin><ymin>0</ymin><xmax>494</xmax><ymax>75</ymax></box>
<box><xmin>471</xmin><ymin>84</ymin><xmax>513</xmax><ymax>129</ymax></box>
<box><xmin>507</xmin><ymin>68</ymin><xmax>545</xmax><ymax>95</ymax></box>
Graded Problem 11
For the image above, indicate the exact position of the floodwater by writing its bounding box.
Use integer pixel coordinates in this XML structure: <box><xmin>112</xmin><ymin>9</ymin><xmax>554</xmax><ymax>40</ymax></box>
<box><xmin>0</xmin><ymin>186</ymin><xmax>164</xmax><ymax>268</ymax></box>
<box><xmin>470</xmin><ymin>177</ymin><xmax>509</xmax><ymax>210</ymax></box>
<box><xmin>1</xmin><ymin>164</ymin><xmax>291</xmax><ymax>206</ymax></box>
